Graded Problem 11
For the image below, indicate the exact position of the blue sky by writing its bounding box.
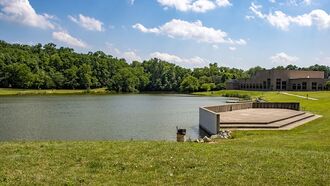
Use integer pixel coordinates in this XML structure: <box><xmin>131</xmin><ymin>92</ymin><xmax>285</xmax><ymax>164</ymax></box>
<box><xmin>0</xmin><ymin>0</ymin><xmax>329</xmax><ymax>69</ymax></box>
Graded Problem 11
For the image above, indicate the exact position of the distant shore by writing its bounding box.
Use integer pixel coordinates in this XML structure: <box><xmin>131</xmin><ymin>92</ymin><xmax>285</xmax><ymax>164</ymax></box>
<box><xmin>0</xmin><ymin>88</ymin><xmax>111</xmax><ymax>96</ymax></box>
<box><xmin>0</xmin><ymin>88</ymin><xmax>189</xmax><ymax>96</ymax></box>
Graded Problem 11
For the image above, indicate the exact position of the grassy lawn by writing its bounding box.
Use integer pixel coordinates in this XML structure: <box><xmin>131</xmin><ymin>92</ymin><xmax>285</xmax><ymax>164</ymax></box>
<box><xmin>1</xmin><ymin>90</ymin><xmax>330</xmax><ymax>185</ymax></box>
<box><xmin>0</xmin><ymin>88</ymin><xmax>109</xmax><ymax>96</ymax></box>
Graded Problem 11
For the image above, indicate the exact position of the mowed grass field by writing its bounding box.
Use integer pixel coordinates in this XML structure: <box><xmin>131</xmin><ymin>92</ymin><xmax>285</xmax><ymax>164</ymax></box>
<box><xmin>0</xmin><ymin>90</ymin><xmax>330</xmax><ymax>185</ymax></box>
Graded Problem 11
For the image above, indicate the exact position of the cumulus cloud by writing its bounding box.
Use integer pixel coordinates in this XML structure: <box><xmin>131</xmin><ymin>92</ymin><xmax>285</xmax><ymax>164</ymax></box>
<box><xmin>229</xmin><ymin>47</ymin><xmax>236</xmax><ymax>51</ymax></box>
<box><xmin>69</xmin><ymin>14</ymin><xmax>104</xmax><ymax>32</ymax></box>
<box><xmin>215</xmin><ymin>0</ymin><xmax>231</xmax><ymax>7</ymax></box>
<box><xmin>270</xmin><ymin>52</ymin><xmax>299</xmax><ymax>66</ymax></box>
<box><xmin>52</xmin><ymin>31</ymin><xmax>87</xmax><ymax>48</ymax></box>
<box><xmin>0</xmin><ymin>0</ymin><xmax>55</xmax><ymax>29</ymax></box>
<box><xmin>150</xmin><ymin>52</ymin><xmax>209</xmax><ymax>68</ymax></box>
<box><xmin>133</xmin><ymin>19</ymin><xmax>245</xmax><ymax>45</ymax></box>
<box><xmin>249</xmin><ymin>2</ymin><xmax>330</xmax><ymax>30</ymax></box>
<box><xmin>157</xmin><ymin>0</ymin><xmax>231</xmax><ymax>13</ymax></box>
<box><xmin>123</xmin><ymin>51</ymin><xmax>142</xmax><ymax>62</ymax></box>
<box><xmin>105</xmin><ymin>42</ymin><xmax>142</xmax><ymax>63</ymax></box>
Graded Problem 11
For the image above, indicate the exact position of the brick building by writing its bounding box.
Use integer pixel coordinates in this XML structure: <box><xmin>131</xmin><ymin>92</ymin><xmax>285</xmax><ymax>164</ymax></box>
<box><xmin>226</xmin><ymin>70</ymin><xmax>327</xmax><ymax>91</ymax></box>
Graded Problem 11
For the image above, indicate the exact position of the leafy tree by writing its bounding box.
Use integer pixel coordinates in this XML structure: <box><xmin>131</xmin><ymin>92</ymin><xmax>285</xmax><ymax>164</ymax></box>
<box><xmin>246</xmin><ymin>66</ymin><xmax>265</xmax><ymax>77</ymax></box>
<box><xmin>180</xmin><ymin>75</ymin><xmax>199</xmax><ymax>92</ymax></box>
<box><xmin>64</xmin><ymin>66</ymin><xmax>79</xmax><ymax>89</ymax></box>
<box><xmin>200</xmin><ymin>83</ymin><xmax>216</xmax><ymax>92</ymax></box>
<box><xmin>108</xmin><ymin>67</ymin><xmax>140</xmax><ymax>92</ymax></box>
<box><xmin>5</xmin><ymin>63</ymin><xmax>33</xmax><ymax>88</ymax></box>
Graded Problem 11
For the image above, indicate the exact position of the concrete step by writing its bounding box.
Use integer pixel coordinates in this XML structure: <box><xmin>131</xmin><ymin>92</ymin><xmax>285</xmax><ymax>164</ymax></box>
<box><xmin>220</xmin><ymin>113</ymin><xmax>315</xmax><ymax>129</ymax></box>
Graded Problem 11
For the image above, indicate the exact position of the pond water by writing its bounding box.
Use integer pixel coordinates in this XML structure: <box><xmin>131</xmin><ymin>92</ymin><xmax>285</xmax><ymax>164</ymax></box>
<box><xmin>0</xmin><ymin>94</ymin><xmax>227</xmax><ymax>141</ymax></box>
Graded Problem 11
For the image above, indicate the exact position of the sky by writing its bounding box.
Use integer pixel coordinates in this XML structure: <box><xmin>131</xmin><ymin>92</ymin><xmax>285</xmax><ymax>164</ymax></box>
<box><xmin>0</xmin><ymin>0</ymin><xmax>330</xmax><ymax>69</ymax></box>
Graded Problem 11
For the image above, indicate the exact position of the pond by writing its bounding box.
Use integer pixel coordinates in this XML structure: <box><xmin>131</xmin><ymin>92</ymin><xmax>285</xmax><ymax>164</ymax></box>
<box><xmin>0</xmin><ymin>94</ymin><xmax>227</xmax><ymax>141</ymax></box>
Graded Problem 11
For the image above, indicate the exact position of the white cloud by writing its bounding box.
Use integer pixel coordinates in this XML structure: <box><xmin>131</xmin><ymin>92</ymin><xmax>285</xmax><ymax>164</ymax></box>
<box><xmin>215</xmin><ymin>0</ymin><xmax>231</xmax><ymax>7</ymax></box>
<box><xmin>123</xmin><ymin>51</ymin><xmax>142</xmax><ymax>62</ymax></box>
<box><xmin>105</xmin><ymin>42</ymin><xmax>141</xmax><ymax>63</ymax></box>
<box><xmin>245</xmin><ymin>15</ymin><xmax>255</xmax><ymax>20</ymax></box>
<box><xmin>69</xmin><ymin>14</ymin><xmax>104</xmax><ymax>32</ymax></box>
<box><xmin>235</xmin><ymin>39</ymin><xmax>247</xmax><ymax>45</ymax></box>
<box><xmin>132</xmin><ymin>23</ymin><xmax>160</xmax><ymax>33</ymax></box>
<box><xmin>286</xmin><ymin>0</ymin><xmax>313</xmax><ymax>6</ymax></box>
<box><xmin>303</xmin><ymin>0</ymin><xmax>312</xmax><ymax>5</ymax></box>
<box><xmin>270</xmin><ymin>52</ymin><xmax>299</xmax><ymax>66</ymax></box>
<box><xmin>129</xmin><ymin>0</ymin><xmax>135</xmax><ymax>5</ymax></box>
<box><xmin>150</xmin><ymin>52</ymin><xmax>209</xmax><ymax>68</ymax></box>
<box><xmin>52</xmin><ymin>31</ymin><xmax>87</xmax><ymax>48</ymax></box>
<box><xmin>315</xmin><ymin>55</ymin><xmax>330</xmax><ymax>66</ymax></box>
<box><xmin>133</xmin><ymin>19</ymin><xmax>245</xmax><ymax>45</ymax></box>
<box><xmin>0</xmin><ymin>0</ymin><xmax>55</xmax><ymax>29</ymax></box>
<box><xmin>249</xmin><ymin>2</ymin><xmax>330</xmax><ymax>30</ymax></box>
<box><xmin>229</xmin><ymin>47</ymin><xmax>236</xmax><ymax>51</ymax></box>
<box><xmin>157</xmin><ymin>0</ymin><xmax>231</xmax><ymax>13</ymax></box>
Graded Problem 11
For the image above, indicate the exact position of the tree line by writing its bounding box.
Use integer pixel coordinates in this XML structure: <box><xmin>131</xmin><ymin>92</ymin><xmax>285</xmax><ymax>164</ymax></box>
<box><xmin>0</xmin><ymin>40</ymin><xmax>329</xmax><ymax>92</ymax></box>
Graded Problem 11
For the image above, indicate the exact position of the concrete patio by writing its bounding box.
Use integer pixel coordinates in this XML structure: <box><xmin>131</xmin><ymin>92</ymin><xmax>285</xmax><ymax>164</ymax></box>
<box><xmin>199</xmin><ymin>102</ymin><xmax>321</xmax><ymax>134</ymax></box>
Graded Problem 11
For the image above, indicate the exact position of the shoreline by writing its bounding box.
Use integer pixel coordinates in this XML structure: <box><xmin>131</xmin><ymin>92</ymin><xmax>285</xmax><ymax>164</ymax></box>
<box><xmin>0</xmin><ymin>89</ymin><xmax>175</xmax><ymax>96</ymax></box>
<box><xmin>0</xmin><ymin>88</ymin><xmax>193</xmax><ymax>96</ymax></box>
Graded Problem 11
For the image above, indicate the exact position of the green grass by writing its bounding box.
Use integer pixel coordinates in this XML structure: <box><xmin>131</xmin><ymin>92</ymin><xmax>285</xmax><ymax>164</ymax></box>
<box><xmin>0</xmin><ymin>88</ymin><xmax>109</xmax><ymax>96</ymax></box>
<box><xmin>1</xmin><ymin>90</ymin><xmax>330</xmax><ymax>185</ymax></box>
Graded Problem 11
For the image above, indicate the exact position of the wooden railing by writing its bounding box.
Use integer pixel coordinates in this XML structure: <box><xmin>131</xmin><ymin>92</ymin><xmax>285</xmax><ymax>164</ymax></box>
<box><xmin>252</xmin><ymin>102</ymin><xmax>300</xmax><ymax>111</ymax></box>
<box><xmin>204</xmin><ymin>102</ymin><xmax>253</xmax><ymax>113</ymax></box>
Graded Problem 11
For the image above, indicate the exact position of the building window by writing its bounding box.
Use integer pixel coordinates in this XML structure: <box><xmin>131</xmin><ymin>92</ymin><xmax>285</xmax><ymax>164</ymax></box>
<box><xmin>263</xmin><ymin>81</ymin><xmax>266</xmax><ymax>89</ymax></box>
<box><xmin>297</xmin><ymin>84</ymin><xmax>301</xmax><ymax>90</ymax></box>
<box><xmin>256</xmin><ymin>84</ymin><xmax>259</xmax><ymax>89</ymax></box>
<box><xmin>312</xmin><ymin>82</ymin><xmax>317</xmax><ymax>90</ymax></box>
<box><xmin>267</xmin><ymin>79</ymin><xmax>271</xmax><ymax>89</ymax></box>
<box><xmin>293</xmin><ymin>84</ymin><xmax>296</xmax><ymax>90</ymax></box>
<box><xmin>318</xmin><ymin>84</ymin><xmax>323</xmax><ymax>90</ymax></box>
<box><xmin>282</xmin><ymin>81</ymin><xmax>287</xmax><ymax>90</ymax></box>
<box><xmin>276</xmin><ymin>79</ymin><xmax>281</xmax><ymax>90</ymax></box>
<box><xmin>302</xmin><ymin>82</ymin><xmax>307</xmax><ymax>90</ymax></box>
<box><xmin>253</xmin><ymin>84</ymin><xmax>256</xmax><ymax>89</ymax></box>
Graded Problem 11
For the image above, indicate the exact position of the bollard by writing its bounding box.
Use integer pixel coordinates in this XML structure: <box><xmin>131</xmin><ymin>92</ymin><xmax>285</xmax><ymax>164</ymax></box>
<box><xmin>176</xmin><ymin>128</ymin><xmax>186</xmax><ymax>142</ymax></box>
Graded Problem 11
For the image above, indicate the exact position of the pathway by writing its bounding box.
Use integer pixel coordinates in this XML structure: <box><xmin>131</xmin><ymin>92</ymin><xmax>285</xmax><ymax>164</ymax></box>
<box><xmin>280</xmin><ymin>92</ymin><xmax>318</xmax><ymax>100</ymax></box>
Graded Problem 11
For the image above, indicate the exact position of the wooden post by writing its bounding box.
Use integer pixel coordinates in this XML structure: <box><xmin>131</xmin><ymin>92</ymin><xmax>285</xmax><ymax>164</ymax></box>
<box><xmin>176</xmin><ymin>128</ymin><xmax>186</xmax><ymax>142</ymax></box>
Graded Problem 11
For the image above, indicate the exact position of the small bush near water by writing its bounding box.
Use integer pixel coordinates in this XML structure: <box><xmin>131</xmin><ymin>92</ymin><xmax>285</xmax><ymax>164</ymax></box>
<box><xmin>221</xmin><ymin>93</ymin><xmax>251</xmax><ymax>100</ymax></box>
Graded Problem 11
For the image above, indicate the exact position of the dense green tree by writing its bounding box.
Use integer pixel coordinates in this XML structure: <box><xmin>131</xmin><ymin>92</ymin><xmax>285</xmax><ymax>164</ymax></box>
<box><xmin>180</xmin><ymin>75</ymin><xmax>199</xmax><ymax>92</ymax></box>
<box><xmin>200</xmin><ymin>83</ymin><xmax>216</xmax><ymax>92</ymax></box>
<box><xmin>246</xmin><ymin>66</ymin><xmax>266</xmax><ymax>77</ymax></box>
<box><xmin>0</xmin><ymin>40</ymin><xmax>329</xmax><ymax>92</ymax></box>
<box><xmin>5</xmin><ymin>63</ymin><xmax>33</xmax><ymax>88</ymax></box>
<box><xmin>108</xmin><ymin>67</ymin><xmax>140</xmax><ymax>92</ymax></box>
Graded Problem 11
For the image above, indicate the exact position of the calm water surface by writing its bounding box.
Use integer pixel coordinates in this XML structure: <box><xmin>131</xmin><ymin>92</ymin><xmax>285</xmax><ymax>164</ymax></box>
<box><xmin>0</xmin><ymin>94</ymin><xmax>227</xmax><ymax>141</ymax></box>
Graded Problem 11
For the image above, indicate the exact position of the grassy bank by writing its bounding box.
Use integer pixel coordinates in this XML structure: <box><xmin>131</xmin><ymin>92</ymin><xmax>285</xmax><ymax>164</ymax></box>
<box><xmin>0</xmin><ymin>88</ymin><xmax>109</xmax><ymax>96</ymax></box>
<box><xmin>1</xmin><ymin>90</ymin><xmax>330</xmax><ymax>185</ymax></box>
